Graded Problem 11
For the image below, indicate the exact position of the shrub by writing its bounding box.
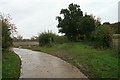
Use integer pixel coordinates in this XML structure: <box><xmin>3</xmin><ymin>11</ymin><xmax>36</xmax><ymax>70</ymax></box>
<box><xmin>91</xmin><ymin>24</ymin><xmax>114</xmax><ymax>48</ymax></box>
<box><xmin>39</xmin><ymin>31</ymin><xmax>56</xmax><ymax>47</ymax></box>
<box><xmin>54</xmin><ymin>35</ymin><xmax>68</xmax><ymax>44</ymax></box>
<box><xmin>1</xmin><ymin>15</ymin><xmax>15</xmax><ymax>50</ymax></box>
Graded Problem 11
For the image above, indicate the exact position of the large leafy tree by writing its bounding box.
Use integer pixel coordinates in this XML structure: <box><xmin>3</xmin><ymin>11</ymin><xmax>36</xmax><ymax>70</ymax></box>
<box><xmin>56</xmin><ymin>3</ymin><xmax>96</xmax><ymax>41</ymax></box>
<box><xmin>56</xmin><ymin>3</ymin><xmax>83</xmax><ymax>41</ymax></box>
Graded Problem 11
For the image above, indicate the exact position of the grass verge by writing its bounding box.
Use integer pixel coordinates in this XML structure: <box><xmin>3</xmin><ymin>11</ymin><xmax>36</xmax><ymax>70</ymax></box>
<box><xmin>21</xmin><ymin>42</ymin><xmax>119</xmax><ymax>78</ymax></box>
<box><xmin>2</xmin><ymin>50</ymin><xmax>21</xmax><ymax>79</ymax></box>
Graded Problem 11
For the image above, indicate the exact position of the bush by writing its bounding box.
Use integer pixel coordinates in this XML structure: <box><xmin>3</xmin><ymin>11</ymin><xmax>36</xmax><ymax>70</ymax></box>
<box><xmin>91</xmin><ymin>24</ymin><xmax>114</xmax><ymax>48</ymax></box>
<box><xmin>1</xmin><ymin>15</ymin><xmax>14</xmax><ymax>50</ymax></box>
<box><xmin>39</xmin><ymin>31</ymin><xmax>69</xmax><ymax>47</ymax></box>
<box><xmin>39</xmin><ymin>31</ymin><xmax>56</xmax><ymax>47</ymax></box>
<box><xmin>54</xmin><ymin>35</ymin><xmax>68</xmax><ymax>44</ymax></box>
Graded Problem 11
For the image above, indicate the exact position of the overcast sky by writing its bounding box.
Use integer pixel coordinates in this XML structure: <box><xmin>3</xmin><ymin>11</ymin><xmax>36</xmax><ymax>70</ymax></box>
<box><xmin>0</xmin><ymin>0</ymin><xmax>119</xmax><ymax>39</ymax></box>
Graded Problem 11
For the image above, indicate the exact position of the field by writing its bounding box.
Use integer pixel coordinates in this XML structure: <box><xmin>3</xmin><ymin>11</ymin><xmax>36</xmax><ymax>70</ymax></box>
<box><xmin>14</xmin><ymin>38</ymin><xmax>119</xmax><ymax>48</ymax></box>
<box><xmin>13</xmin><ymin>41</ymin><xmax>39</xmax><ymax>46</ymax></box>
<box><xmin>2</xmin><ymin>50</ymin><xmax>21</xmax><ymax>79</ymax></box>
<box><xmin>112</xmin><ymin>39</ymin><xmax>119</xmax><ymax>48</ymax></box>
<box><xmin>20</xmin><ymin>42</ymin><xmax>119</xmax><ymax>78</ymax></box>
<box><xmin>112</xmin><ymin>34</ymin><xmax>120</xmax><ymax>48</ymax></box>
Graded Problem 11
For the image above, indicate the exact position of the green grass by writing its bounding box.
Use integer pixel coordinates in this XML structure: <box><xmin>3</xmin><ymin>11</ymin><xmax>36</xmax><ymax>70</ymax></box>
<box><xmin>2</xmin><ymin>50</ymin><xmax>21</xmax><ymax>79</ymax></box>
<box><xmin>21</xmin><ymin>42</ymin><xmax>119</xmax><ymax>78</ymax></box>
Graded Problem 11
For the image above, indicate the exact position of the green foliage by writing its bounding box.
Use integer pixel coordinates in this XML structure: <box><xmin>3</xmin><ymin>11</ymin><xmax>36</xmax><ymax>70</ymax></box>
<box><xmin>103</xmin><ymin>22</ymin><xmax>110</xmax><ymax>25</ymax></box>
<box><xmin>56</xmin><ymin>3</ymin><xmax>96</xmax><ymax>41</ymax></box>
<box><xmin>77</xmin><ymin>15</ymin><xmax>96</xmax><ymax>40</ymax></box>
<box><xmin>56</xmin><ymin>3</ymin><xmax>83</xmax><ymax>41</ymax></box>
<box><xmin>91</xmin><ymin>24</ymin><xmax>114</xmax><ymax>48</ymax></box>
<box><xmin>2</xmin><ymin>50</ymin><xmax>21</xmax><ymax>79</ymax></box>
<box><xmin>22</xmin><ymin>42</ymin><xmax>118</xmax><ymax>78</ymax></box>
<box><xmin>39</xmin><ymin>31</ymin><xmax>69</xmax><ymax>46</ymax></box>
<box><xmin>54</xmin><ymin>35</ymin><xmax>68</xmax><ymax>44</ymax></box>
<box><xmin>1</xmin><ymin>15</ymin><xmax>16</xmax><ymax>50</ymax></box>
<box><xmin>39</xmin><ymin>31</ymin><xmax>56</xmax><ymax>47</ymax></box>
<box><xmin>2</xmin><ymin>21</ymin><xmax>12</xmax><ymax>49</ymax></box>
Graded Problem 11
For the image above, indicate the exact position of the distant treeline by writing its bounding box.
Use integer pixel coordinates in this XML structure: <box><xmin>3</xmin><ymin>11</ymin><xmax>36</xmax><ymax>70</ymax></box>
<box><xmin>110</xmin><ymin>22</ymin><xmax>120</xmax><ymax>34</ymax></box>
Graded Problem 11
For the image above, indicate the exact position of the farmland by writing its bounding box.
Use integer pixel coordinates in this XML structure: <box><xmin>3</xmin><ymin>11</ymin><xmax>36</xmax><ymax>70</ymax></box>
<box><xmin>13</xmin><ymin>41</ymin><xmax>39</xmax><ymax>46</ymax></box>
<box><xmin>14</xmin><ymin>39</ymin><xmax>119</xmax><ymax>48</ymax></box>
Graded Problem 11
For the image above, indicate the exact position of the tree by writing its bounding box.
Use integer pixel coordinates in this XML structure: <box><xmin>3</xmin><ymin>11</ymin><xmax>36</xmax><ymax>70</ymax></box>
<box><xmin>56</xmin><ymin>3</ymin><xmax>83</xmax><ymax>41</ymax></box>
<box><xmin>77</xmin><ymin>14</ymin><xmax>96</xmax><ymax>40</ymax></box>
<box><xmin>95</xmin><ymin>17</ymin><xmax>101</xmax><ymax>27</ymax></box>
<box><xmin>0</xmin><ymin>14</ymin><xmax>17</xmax><ymax>50</ymax></box>
<box><xmin>56</xmin><ymin>3</ymin><xmax>96</xmax><ymax>41</ymax></box>
<box><xmin>103</xmin><ymin>22</ymin><xmax>110</xmax><ymax>25</ymax></box>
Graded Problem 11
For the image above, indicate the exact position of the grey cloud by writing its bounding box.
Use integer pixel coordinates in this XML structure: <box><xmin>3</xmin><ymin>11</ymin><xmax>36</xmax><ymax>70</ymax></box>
<box><xmin>0</xmin><ymin>0</ymin><xmax>119</xmax><ymax>38</ymax></box>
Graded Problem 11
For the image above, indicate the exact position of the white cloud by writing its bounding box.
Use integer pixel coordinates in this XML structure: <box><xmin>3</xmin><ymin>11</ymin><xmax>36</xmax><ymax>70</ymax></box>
<box><xmin>0</xmin><ymin>0</ymin><xmax>119</xmax><ymax>38</ymax></box>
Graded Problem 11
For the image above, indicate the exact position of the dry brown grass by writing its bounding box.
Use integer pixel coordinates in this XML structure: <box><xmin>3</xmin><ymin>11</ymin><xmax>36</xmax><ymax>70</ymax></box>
<box><xmin>112</xmin><ymin>39</ymin><xmax>119</xmax><ymax>48</ymax></box>
<box><xmin>13</xmin><ymin>41</ymin><xmax>39</xmax><ymax>46</ymax></box>
<box><xmin>113</xmin><ymin>34</ymin><xmax>120</xmax><ymax>37</ymax></box>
